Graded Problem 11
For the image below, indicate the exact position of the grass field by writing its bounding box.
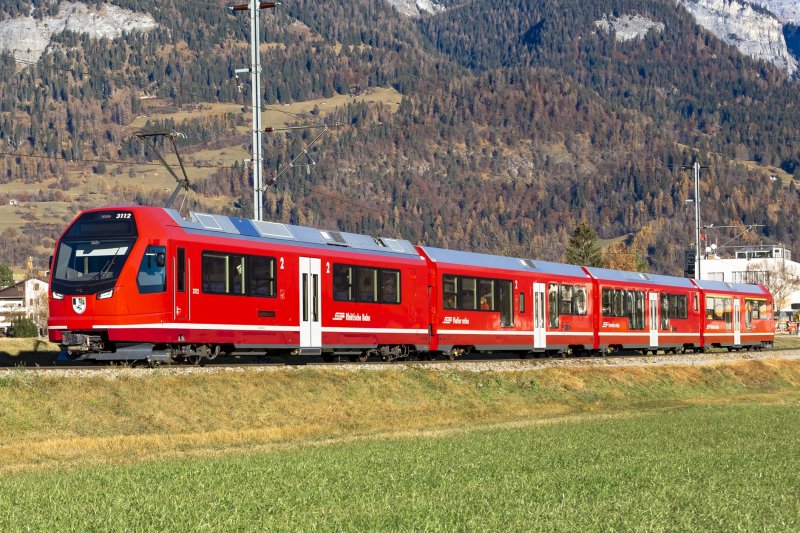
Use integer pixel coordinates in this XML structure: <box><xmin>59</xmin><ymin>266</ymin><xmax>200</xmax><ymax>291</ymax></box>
<box><xmin>0</xmin><ymin>400</ymin><xmax>797</xmax><ymax>530</ymax></box>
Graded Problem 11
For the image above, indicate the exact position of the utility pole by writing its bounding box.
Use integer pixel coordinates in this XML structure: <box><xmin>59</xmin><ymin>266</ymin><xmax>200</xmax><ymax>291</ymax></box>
<box><xmin>682</xmin><ymin>160</ymin><xmax>708</xmax><ymax>280</ymax></box>
<box><xmin>693</xmin><ymin>161</ymin><xmax>701</xmax><ymax>280</ymax></box>
<box><xmin>232</xmin><ymin>1</ymin><xmax>278</xmax><ymax>221</ymax></box>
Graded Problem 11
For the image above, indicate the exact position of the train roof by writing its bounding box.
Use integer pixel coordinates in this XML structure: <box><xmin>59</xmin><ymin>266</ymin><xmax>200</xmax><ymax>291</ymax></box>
<box><xmin>693</xmin><ymin>279</ymin><xmax>769</xmax><ymax>295</ymax></box>
<box><xmin>163</xmin><ymin>209</ymin><xmax>420</xmax><ymax>257</ymax></box>
<box><xmin>583</xmin><ymin>266</ymin><xmax>696</xmax><ymax>289</ymax></box>
<box><xmin>420</xmin><ymin>247</ymin><xmax>590</xmax><ymax>278</ymax></box>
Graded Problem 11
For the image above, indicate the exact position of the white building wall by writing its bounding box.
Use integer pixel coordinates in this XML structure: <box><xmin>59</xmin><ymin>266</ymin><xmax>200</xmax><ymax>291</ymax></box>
<box><xmin>701</xmin><ymin>257</ymin><xmax>800</xmax><ymax>312</ymax></box>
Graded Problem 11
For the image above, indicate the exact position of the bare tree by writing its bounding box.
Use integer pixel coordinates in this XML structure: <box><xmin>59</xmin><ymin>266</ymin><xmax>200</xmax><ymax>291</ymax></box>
<box><xmin>747</xmin><ymin>260</ymin><xmax>800</xmax><ymax>311</ymax></box>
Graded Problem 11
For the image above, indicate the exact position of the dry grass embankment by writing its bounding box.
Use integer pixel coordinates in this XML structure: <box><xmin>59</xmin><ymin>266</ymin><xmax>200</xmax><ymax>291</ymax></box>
<box><xmin>0</xmin><ymin>358</ymin><xmax>799</xmax><ymax>473</ymax></box>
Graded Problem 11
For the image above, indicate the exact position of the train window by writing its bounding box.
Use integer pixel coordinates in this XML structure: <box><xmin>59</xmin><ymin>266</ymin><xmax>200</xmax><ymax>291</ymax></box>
<box><xmin>230</xmin><ymin>255</ymin><xmax>246</xmax><ymax>295</ymax></box>
<box><xmin>443</xmin><ymin>275</ymin><xmax>458</xmax><ymax>309</ymax></box>
<box><xmin>519</xmin><ymin>292</ymin><xmax>525</xmax><ymax>314</ymax></box>
<box><xmin>461</xmin><ymin>277</ymin><xmax>477</xmax><ymax>310</ymax></box>
<box><xmin>335</xmin><ymin>264</ymin><xmax>400</xmax><ymax>304</ymax></box>
<box><xmin>498</xmin><ymin>279</ymin><xmax>513</xmax><ymax>327</ymax></box>
<box><xmin>203</xmin><ymin>253</ymin><xmax>229</xmax><ymax>294</ymax></box>
<box><xmin>249</xmin><ymin>256</ymin><xmax>276</xmax><ymax>297</ymax></box>
<box><xmin>574</xmin><ymin>287</ymin><xmax>587</xmax><ymax>315</ymax></box>
<box><xmin>660</xmin><ymin>294</ymin><xmax>688</xmax><ymax>329</ymax></box>
<box><xmin>445</xmin><ymin>274</ymin><xmax>512</xmax><ymax>316</ymax></box>
<box><xmin>137</xmin><ymin>246</ymin><xmax>167</xmax><ymax>294</ymax></box>
<box><xmin>548</xmin><ymin>284</ymin><xmax>560</xmax><ymax>327</ymax></box>
<box><xmin>356</xmin><ymin>268</ymin><xmax>377</xmax><ymax>303</ymax></box>
<box><xmin>177</xmin><ymin>248</ymin><xmax>186</xmax><ymax>293</ymax></box>
<box><xmin>479</xmin><ymin>279</ymin><xmax>495</xmax><ymax>310</ymax></box>
<box><xmin>602</xmin><ymin>288</ymin><xmax>645</xmax><ymax>329</ymax></box>
<box><xmin>380</xmin><ymin>270</ymin><xmax>400</xmax><ymax>304</ymax></box>
<box><xmin>745</xmin><ymin>299</ymin><xmax>768</xmax><ymax>322</ymax></box>
<box><xmin>333</xmin><ymin>265</ymin><xmax>353</xmax><ymax>301</ymax></box>
<box><xmin>706</xmin><ymin>296</ymin><xmax>733</xmax><ymax>327</ymax></box>
<box><xmin>202</xmin><ymin>251</ymin><xmax>276</xmax><ymax>297</ymax></box>
<box><xmin>601</xmin><ymin>288</ymin><xmax>611</xmax><ymax>317</ymax></box>
<box><xmin>660</xmin><ymin>294</ymin><xmax>670</xmax><ymax>330</ymax></box>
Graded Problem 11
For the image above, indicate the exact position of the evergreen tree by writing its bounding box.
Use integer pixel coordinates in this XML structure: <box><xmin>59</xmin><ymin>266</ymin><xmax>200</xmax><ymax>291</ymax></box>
<box><xmin>565</xmin><ymin>222</ymin><xmax>603</xmax><ymax>267</ymax></box>
<box><xmin>0</xmin><ymin>264</ymin><xmax>13</xmax><ymax>288</ymax></box>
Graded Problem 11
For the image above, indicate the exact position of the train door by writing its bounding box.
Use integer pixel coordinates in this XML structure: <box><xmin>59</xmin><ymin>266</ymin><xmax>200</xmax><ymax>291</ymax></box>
<box><xmin>173</xmin><ymin>247</ymin><xmax>189</xmax><ymax>322</ymax></box>
<box><xmin>299</xmin><ymin>257</ymin><xmax>322</xmax><ymax>352</ymax></box>
<box><xmin>733</xmin><ymin>298</ymin><xmax>741</xmax><ymax>345</ymax></box>
<box><xmin>533</xmin><ymin>282</ymin><xmax>546</xmax><ymax>350</ymax></box>
<box><xmin>648</xmin><ymin>292</ymin><xmax>658</xmax><ymax>348</ymax></box>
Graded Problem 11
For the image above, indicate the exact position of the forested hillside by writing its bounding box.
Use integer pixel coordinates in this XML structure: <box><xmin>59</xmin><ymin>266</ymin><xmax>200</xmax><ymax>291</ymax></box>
<box><xmin>0</xmin><ymin>0</ymin><xmax>799</xmax><ymax>274</ymax></box>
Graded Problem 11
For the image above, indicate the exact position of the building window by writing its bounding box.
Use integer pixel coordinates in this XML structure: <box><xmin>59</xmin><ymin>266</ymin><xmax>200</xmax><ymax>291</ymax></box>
<box><xmin>732</xmin><ymin>271</ymin><xmax>769</xmax><ymax>285</ymax></box>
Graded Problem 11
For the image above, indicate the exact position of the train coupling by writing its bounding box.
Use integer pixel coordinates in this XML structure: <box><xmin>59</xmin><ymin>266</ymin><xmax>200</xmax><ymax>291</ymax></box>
<box><xmin>61</xmin><ymin>331</ymin><xmax>106</xmax><ymax>353</ymax></box>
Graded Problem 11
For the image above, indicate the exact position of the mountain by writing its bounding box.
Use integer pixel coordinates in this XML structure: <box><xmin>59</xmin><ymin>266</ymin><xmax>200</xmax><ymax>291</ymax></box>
<box><xmin>680</xmin><ymin>0</ymin><xmax>797</xmax><ymax>75</ymax></box>
<box><xmin>0</xmin><ymin>0</ymin><xmax>799</xmax><ymax>277</ymax></box>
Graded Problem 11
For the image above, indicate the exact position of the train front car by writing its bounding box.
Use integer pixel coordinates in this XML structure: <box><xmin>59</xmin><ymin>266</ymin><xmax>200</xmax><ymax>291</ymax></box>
<box><xmin>49</xmin><ymin>207</ymin><xmax>165</xmax><ymax>360</ymax></box>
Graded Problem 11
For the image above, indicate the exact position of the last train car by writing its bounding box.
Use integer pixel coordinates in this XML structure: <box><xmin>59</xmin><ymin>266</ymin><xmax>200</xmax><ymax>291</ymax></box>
<box><xmin>693</xmin><ymin>280</ymin><xmax>774</xmax><ymax>350</ymax></box>
<box><xmin>49</xmin><ymin>206</ymin><xmax>429</xmax><ymax>362</ymax></box>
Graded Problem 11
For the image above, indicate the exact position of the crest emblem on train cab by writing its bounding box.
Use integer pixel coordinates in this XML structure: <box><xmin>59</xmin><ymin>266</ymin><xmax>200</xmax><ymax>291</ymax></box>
<box><xmin>72</xmin><ymin>297</ymin><xmax>87</xmax><ymax>315</ymax></box>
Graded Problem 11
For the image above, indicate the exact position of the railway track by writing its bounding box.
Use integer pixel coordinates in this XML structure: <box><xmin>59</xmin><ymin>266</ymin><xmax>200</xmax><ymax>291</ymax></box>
<box><xmin>3</xmin><ymin>348</ymin><xmax>799</xmax><ymax>376</ymax></box>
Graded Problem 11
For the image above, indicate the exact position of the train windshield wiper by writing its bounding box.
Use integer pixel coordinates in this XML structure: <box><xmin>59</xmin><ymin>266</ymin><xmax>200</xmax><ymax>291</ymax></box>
<box><xmin>87</xmin><ymin>247</ymin><xmax>123</xmax><ymax>282</ymax></box>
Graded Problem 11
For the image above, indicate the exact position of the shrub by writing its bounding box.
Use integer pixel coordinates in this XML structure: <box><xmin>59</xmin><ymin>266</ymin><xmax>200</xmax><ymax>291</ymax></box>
<box><xmin>9</xmin><ymin>317</ymin><xmax>39</xmax><ymax>338</ymax></box>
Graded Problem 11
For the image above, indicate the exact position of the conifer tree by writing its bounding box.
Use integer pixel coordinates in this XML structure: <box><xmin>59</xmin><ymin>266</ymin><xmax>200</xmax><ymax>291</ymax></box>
<box><xmin>565</xmin><ymin>222</ymin><xmax>603</xmax><ymax>267</ymax></box>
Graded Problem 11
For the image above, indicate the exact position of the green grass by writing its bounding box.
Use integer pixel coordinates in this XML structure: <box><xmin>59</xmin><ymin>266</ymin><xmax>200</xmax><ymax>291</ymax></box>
<box><xmin>0</xmin><ymin>401</ymin><xmax>797</xmax><ymax>531</ymax></box>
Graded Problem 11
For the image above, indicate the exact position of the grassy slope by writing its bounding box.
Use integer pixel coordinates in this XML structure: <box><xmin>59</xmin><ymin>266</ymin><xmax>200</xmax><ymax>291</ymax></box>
<box><xmin>0</xmin><ymin>401</ymin><xmax>798</xmax><ymax>530</ymax></box>
<box><xmin>0</xmin><ymin>359</ymin><xmax>799</xmax><ymax>474</ymax></box>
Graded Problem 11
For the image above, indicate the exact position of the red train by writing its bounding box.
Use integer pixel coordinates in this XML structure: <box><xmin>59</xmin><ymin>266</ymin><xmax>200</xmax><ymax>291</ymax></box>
<box><xmin>48</xmin><ymin>206</ymin><xmax>775</xmax><ymax>362</ymax></box>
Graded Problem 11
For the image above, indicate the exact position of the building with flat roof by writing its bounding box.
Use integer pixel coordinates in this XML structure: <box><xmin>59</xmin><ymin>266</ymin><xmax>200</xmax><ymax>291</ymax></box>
<box><xmin>701</xmin><ymin>245</ymin><xmax>800</xmax><ymax>314</ymax></box>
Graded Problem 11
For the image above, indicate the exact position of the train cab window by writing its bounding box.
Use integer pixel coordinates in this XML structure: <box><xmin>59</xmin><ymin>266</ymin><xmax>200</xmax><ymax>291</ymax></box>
<box><xmin>137</xmin><ymin>246</ymin><xmax>167</xmax><ymax>294</ymax></box>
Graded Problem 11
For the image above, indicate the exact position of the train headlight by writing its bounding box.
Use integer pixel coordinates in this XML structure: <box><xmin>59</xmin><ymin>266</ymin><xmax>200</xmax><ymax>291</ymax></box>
<box><xmin>97</xmin><ymin>289</ymin><xmax>114</xmax><ymax>300</ymax></box>
<box><xmin>52</xmin><ymin>292</ymin><xmax>64</xmax><ymax>300</ymax></box>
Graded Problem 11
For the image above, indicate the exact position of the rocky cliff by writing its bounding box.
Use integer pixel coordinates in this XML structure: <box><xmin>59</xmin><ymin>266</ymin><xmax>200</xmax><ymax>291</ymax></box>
<box><xmin>679</xmin><ymin>0</ymin><xmax>797</xmax><ymax>75</ymax></box>
<box><xmin>0</xmin><ymin>1</ymin><xmax>157</xmax><ymax>65</ymax></box>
